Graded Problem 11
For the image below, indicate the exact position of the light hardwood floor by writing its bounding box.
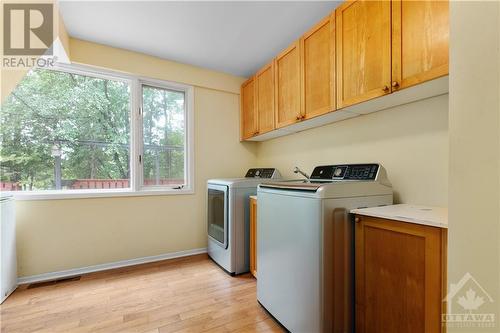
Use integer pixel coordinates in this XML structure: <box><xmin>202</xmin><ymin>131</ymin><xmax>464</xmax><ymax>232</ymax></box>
<box><xmin>0</xmin><ymin>254</ymin><xmax>284</xmax><ymax>333</ymax></box>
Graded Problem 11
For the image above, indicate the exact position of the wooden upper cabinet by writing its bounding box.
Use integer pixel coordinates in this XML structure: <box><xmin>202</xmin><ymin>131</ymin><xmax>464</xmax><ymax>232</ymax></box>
<box><xmin>355</xmin><ymin>215</ymin><xmax>446</xmax><ymax>333</ymax></box>
<box><xmin>275</xmin><ymin>41</ymin><xmax>301</xmax><ymax>128</ymax></box>
<box><xmin>300</xmin><ymin>13</ymin><xmax>336</xmax><ymax>119</ymax></box>
<box><xmin>256</xmin><ymin>62</ymin><xmax>275</xmax><ymax>134</ymax></box>
<box><xmin>240</xmin><ymin>0</ymin><xmax>449</xmax><ymax>140</ymax></box>
<box><xmin>336</xmin><ymin>0</ymin><xmax>392</xmax><ymax>108</ymax></box>
<box><xmin>240</xmin><ymin>77</ymin><xmax>257</xmax><ymax>140</ymax></box>
<box><xmin>392</xmin><ymin>0</ymin><xmax>449</xmax><ymax>90</ymax></box>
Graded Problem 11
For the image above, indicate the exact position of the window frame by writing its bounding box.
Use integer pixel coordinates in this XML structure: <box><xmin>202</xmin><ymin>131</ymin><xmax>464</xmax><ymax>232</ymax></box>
<box><xmin>8</xmin><ymin>63</ymin><xmax>195</xmax><ymax>201</ymax></box>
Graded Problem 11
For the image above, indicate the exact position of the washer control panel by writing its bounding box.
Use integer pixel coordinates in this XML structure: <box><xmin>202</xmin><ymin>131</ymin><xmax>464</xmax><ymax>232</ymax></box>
<box><xmin>310</xmin><ymin>164</ymin><xmax>379</xmax><ymax>181</ymax></box>
<box><xmin>245</xmin><ymin>168</ymin><xmax>280</xmax><ymax>179</ymax></box>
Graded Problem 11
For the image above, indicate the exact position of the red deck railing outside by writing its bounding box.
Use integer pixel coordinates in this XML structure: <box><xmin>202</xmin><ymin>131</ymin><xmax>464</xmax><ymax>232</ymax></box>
<box><xmin>0</xmin><ymin>179</ymin><xmax>184</xmax><ymax>191</ymax></box>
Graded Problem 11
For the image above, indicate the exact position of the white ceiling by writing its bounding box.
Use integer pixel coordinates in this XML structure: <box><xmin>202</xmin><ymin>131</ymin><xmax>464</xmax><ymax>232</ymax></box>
<box><xmin>59</xmin><ymin>1</ymin><xmax>341</xmax><ymax>77</ymax></box>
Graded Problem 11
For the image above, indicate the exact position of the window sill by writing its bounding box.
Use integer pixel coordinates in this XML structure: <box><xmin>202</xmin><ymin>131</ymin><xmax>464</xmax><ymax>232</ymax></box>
<box><xmin>8</xmin><ymin>188</ymin><xmax>195</xmax><ymax>201</ymax></box>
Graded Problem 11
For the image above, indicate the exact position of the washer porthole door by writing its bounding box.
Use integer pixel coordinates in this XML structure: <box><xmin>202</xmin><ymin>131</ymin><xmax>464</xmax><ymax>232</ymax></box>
<box><xmin>207</xmin><ymin>184</ymin><xmax>229</xmax><ymax>249</ymax></box>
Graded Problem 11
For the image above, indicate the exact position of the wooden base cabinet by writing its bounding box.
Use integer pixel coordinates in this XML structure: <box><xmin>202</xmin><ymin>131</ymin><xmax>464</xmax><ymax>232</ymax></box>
<box><xmin>249</xmin><ymin>197</ymin><xmax>257</xmax><ymax>278</ymax></box>
<box><xmin>355</xmin><ymin>215</ymin><xmax>447</xmax><ymax>333</ymax></box>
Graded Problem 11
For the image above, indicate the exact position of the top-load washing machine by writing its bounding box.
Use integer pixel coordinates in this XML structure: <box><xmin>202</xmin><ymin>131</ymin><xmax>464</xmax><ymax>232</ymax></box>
<box><xmin>207</xmin><ymin>168</ymin><xmax>280</xmax><ymax>275</ymax></box>
<box><xmin>257</xmin><ymin>163</ymin><xmax>393</xmax><ymax>333</ymax></box>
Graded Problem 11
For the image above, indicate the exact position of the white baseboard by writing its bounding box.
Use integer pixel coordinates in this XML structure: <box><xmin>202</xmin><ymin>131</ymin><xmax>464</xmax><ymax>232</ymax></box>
<box><xmin>18</xmin><ymin>247</ymin><xmax>207</xmax><ymax>285</ymax></box>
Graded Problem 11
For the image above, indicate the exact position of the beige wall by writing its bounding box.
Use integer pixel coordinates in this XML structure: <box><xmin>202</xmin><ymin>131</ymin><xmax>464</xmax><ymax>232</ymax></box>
<box><xmin>69</xmin><ymin>39</ymin><xmax>242</xmax><ymax>94</ymax></box>
<box><xmin>14</xmin><ymin>37</ymin><xmax>450</xmax><ymax>276</ymax></box>
<box><xmin>257</xmin><ymin>94</ymin><xmax>449</xmax><ymax>207</ymax></box>
<box><xmin>15</xmin><ymin>39</ymin><xmax>257</xmax><ymax>277</ymax></box>
<box><xmin>448</xmin><ymin>1</ymin><xmax>500</xmax><ymax>329</ymax></box>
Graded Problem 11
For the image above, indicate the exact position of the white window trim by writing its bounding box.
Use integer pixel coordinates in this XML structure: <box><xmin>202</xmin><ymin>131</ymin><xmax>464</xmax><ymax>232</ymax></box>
<box><xmin>9</xmin><ymin>63</ymin><xmax>195</xmax><ymax>201</ymax></box>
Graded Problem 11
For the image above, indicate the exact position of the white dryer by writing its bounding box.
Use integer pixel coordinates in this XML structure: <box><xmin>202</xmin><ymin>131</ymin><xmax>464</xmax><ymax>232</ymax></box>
<box><xmin>207</xmin><ymin>168</ymin><xmax>280</xmax><ymax>275</ymax></box>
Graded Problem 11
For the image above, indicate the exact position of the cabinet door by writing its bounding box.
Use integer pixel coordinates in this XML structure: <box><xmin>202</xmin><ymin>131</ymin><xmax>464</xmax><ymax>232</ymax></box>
<box><xmin>392</xmin><ymin>0</ymin><xmax>449</xmax><ymax>90</ymax></box>
<box><xmin>275</xmin><ymin>41</ymin><xmax>301</xmax><ymax>128</ymax></box>
<box><xmin>336</xmin><ymin>0</ymin><xmax>392</xmax><ymax>108</ymax></box>
<box><xmin>256</xmin><ymin>62</ymin><xmax>275</xmax><ymax>134</ymax></box>
<box><xmin>301</xmin><ymin>13</ymin><xmax>335</xmax><ymax>119</ymax></box>
<box><xmin>249</xmin><ymin>197</ymin><xmax>257</xmax><ymax>278</ymax></box>
<box><xmin>240</xmin><ymin>77</ymin><xmax>257</xmax><ymax>140</ymax></box>
<box><xmin>355</xmin><ymin>216</ymin><xmax>445</xmax><ymax>333</ymax></box>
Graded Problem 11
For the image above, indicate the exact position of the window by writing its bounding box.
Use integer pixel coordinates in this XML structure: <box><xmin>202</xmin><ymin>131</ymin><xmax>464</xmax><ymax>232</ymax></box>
<box><xmin>0</xmin><ymin>65</ymin><xmax>194</xmax><ymax>199</ymax></box>
<box><xmin>141</xmin><ymin>85</ymin><xmax>185</xmax><ymax>189</ymax></box>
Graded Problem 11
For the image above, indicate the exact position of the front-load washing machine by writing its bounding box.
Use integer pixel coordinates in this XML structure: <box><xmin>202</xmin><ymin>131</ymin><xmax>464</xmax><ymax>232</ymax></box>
<box><xmin>207</xmin><ymin>168</ymin><xmax>280</xmax><ymax>275</ymax></box>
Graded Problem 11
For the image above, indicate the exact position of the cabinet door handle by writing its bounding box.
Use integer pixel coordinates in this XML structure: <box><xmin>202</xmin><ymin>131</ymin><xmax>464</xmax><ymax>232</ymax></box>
<box><xmin>392</xmin><ymin>81</ymin><xmax>400</xmax><ymax>89</ymax></box>
<box><xmin>301</xmin><ymin>115</ymin><xmax>306</xmax><ymax>120</ymax></box>
<box><xmin>355</xmin><ymin>217</ymin><xmax>361</xmax><ymax>223</ymax></box>
<box><xmin>383</xmin><ymin>85</ymin><xmax>390</xmax><ymax>93</ymax></box>
<box><xmin>296</xmin><ymin>115</ymin><xmax>301</xmax><ymax>120</ymax></box>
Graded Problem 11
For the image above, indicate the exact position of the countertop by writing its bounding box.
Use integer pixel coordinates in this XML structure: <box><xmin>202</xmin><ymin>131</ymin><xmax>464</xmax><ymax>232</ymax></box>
<box><xmin>351</xmin><ymin>204</ymin><xmax>448</xmax><ymax>228</ymax></box>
